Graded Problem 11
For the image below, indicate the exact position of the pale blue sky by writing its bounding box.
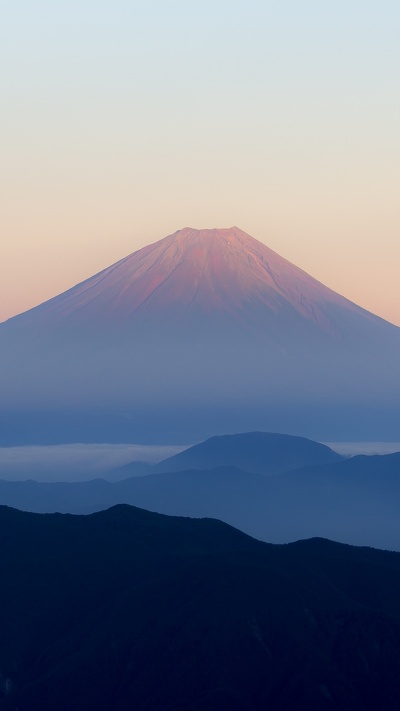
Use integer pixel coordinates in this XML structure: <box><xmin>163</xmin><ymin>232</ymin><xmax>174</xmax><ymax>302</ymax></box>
<box><xmin>2</xmin><ymin>1</ymin><xmax>400</xmax><ymax>323</ymax></box>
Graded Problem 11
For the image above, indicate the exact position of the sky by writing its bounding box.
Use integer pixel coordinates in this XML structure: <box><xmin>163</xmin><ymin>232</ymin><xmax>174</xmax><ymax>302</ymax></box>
<box><xmin>1</xmin><ymin>1</ymin><xmax>399</xmax><ymax>326</ymax></box>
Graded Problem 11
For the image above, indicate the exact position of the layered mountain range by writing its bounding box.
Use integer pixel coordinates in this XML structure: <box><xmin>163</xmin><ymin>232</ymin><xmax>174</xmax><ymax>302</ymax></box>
<box><xmin>1</xmin><ymin>227</ymin><xmax>399</xmax><ymax>443</ymax></box>
<box><xmin>1</xmin><ymin>431</ymin><xmax>399</xmax><ymax>550</ymax></box>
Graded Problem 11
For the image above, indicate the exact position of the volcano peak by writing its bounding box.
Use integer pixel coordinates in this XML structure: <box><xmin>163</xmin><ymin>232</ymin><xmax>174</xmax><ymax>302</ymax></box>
<box><xmin>1</xmin><ymin>225</ymin><xmax>399</xmax><ymax>444</ymax></box>
<box><xmin>4</xmin><ymin>225</ymin><xmax>393</xmax><ymax>342</ymax></box>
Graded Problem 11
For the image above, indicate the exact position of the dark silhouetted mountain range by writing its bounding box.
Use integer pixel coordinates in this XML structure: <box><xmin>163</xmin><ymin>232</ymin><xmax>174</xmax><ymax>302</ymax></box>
<box><xmin>1</xmin><ymin>504</ymin><xmax>400</xmax><ymax>710</ymax></box>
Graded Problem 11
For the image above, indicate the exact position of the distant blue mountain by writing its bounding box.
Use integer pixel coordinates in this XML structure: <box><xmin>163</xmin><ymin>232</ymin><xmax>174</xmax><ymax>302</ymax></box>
<box><xmin>151</xmin><ymin>431</ymin><xmax>342</xmax><ymax>475</ymax></box>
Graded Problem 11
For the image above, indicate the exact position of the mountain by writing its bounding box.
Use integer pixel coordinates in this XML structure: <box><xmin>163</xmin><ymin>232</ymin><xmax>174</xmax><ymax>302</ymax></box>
<box><xmin>1</xmin><ymin>450</ymin><xmax>400</xmax><ymax>551</ymax></box>
<box><xmin>151</xmin><ymin>431</ymin><xmax>342</xmax><ymax>475</ymax></box>
<box><xmin>1</xmin><ymin>226</ymin><xmax>399</xmax><ymax>444</ymax></box>
<box><xmin>2</xmin><ymin>504</ymin><xmax>400</xmax><ymax>710</ymax></box>
<box><xmin>2</xmin><ymin>226</ymin><xmax>395</xmax><ymax>342</ymax></box>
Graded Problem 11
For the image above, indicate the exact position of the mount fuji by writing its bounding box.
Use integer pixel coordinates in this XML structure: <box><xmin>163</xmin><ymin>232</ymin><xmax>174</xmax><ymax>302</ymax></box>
<box><xmin>1</xmin><ymin>227</ymin><xmax>399</xmax><ymax>444</ymax></box>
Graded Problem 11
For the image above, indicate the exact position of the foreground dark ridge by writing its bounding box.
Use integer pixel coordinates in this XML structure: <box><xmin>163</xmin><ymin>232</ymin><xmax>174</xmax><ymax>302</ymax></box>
<box><xmin>1</xmin><ymin>504</ymin><xmax>400</xmax><ymax>710</ymax></box>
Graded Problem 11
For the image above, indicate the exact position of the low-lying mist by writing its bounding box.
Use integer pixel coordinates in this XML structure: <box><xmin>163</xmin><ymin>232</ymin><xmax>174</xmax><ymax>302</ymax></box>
<box><xmin>0</xmin><ymin>443</ymin><xmax>187</xmax><ymax>482</ymax></box>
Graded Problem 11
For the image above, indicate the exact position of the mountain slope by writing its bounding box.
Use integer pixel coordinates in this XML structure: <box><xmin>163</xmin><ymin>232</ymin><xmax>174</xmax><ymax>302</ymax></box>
<box><xmin>1</xmin><ymin>227</ymin><xmax>399</xmax><ymax>443</ymax></box>
<box><xmin>3</xmin><ymin>227</ymin><xmax>395</xmax><ymax>343</ymax></box>
<box><xmin>2</xmin><ymin>505</ymin><xmax>400</xmax><ymax>710</ymax></box>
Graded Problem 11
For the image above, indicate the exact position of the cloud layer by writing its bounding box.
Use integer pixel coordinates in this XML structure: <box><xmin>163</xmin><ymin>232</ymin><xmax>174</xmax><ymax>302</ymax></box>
<box><xmin>0</xmin><ymin>443</ymin><xmax>187</xmax><ymax>483</ymax></box>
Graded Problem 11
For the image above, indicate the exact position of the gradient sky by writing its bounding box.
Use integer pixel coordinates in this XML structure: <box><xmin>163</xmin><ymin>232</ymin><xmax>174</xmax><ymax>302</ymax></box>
<box><xmin>2</xmin><ymin>1</ymin><xmax>399</xmax><ymax>325</ymax></box>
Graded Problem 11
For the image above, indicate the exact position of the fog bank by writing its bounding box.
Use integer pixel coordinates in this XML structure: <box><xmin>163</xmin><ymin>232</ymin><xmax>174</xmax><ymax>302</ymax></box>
<box><xmin>0</xmin><ymin>443</ymin><xmax>187</xmax><ymax>482</ymax></box>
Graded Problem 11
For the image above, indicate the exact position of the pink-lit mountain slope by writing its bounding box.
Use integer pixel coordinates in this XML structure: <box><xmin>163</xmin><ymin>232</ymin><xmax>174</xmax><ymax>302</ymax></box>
<box><xmin>5</xmin><ymin>227</ymin><xmax>395</xmax><ymax>344</ymax></box>
<box><xmin>0</xmin><ymin>227</ymin><xmax>399</xmax><ymax>444</ymax></box>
